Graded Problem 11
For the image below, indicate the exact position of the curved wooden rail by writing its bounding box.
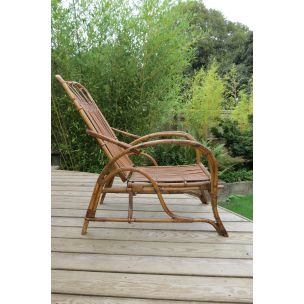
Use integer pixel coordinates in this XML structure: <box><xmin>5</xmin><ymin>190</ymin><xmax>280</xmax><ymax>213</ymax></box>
<box><xmin>87</xmin><ymin>130</ymin><xmax>158</xmax><ymax>166</ymax></box>
<box><xmin>130</xmin><ymin>131</ymin><xmax>204</xmax><ymax>166</ymax></box>
<box><xmin>111</xmin><ymin>127</ymin><xmax>140</xmax><ymax>139</ymax></box>
<box><xmin>130</xmin><ymin>131</ymin><xmax>196</xmax><ymax>145</ymax></box>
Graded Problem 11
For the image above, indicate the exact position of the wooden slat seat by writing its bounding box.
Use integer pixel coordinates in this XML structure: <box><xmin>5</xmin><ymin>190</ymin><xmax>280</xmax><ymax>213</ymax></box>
<box><xmin>128</xmin><ymin>165</ymin><xmax>209</xmax><ymax>184</ymax></box>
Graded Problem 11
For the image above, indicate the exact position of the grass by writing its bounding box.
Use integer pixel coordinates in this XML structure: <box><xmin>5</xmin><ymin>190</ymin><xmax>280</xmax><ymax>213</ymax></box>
<box><xmin>219</xmin><ymin>194</ymin><xmax>253</xmax><ymax>220</ymax></box>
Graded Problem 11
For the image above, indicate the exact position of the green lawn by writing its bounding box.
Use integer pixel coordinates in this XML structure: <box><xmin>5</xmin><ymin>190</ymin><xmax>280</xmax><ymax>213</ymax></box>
<box><xmin>219</xmin><ymin>194</ymin><xmax>253</xmax><ymax>220</ymax></box>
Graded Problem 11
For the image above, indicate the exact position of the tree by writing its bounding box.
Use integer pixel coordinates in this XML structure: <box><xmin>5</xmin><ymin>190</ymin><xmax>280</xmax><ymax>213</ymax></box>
<box><xmin>231</xmin><ymin>90</ymin><xmax>253</xmax><ymax>131</ymax></box>
<box><xmin>179</xmin><ymin>1</ymin><xmax>253</xmax><ymax>89</ymax></box>
<box><xmin>185</xmin><ymin>62</ymin><xmax>224</xmax><ymax>140</ymax></box>
<box><xmin>223</xmin><ymin>64</ymin><xmax>245</xmax><ymax>110</ymax></box>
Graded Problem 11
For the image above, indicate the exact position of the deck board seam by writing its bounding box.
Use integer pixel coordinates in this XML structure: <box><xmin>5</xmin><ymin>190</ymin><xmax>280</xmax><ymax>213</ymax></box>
<box><xmin>51</xmin><ymin>236</ymin><xmax>252</xmax><ymax>246</ymax></box>
<box><xmin>51</xmin><ymin>223</ymin><xmax>253</xmax><ymax>233</ymax></box>
<box><xmin>51</xmin><ymin>293</ymin><xmax>245</xmax><ymax>304</ymax></box>
<box><xmin>51</xmin><ymin>250</ymin><xmax>252</xmax><ymax>260</ymax></box>
<box><xmin>51</xmin><ymin>267</ymin><xmax>252</xmax><ymax>279</ymax></box>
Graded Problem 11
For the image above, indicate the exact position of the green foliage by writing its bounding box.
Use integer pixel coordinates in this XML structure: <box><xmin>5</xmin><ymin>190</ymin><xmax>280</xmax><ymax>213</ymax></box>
<box><xmin>211</xmin><ymin>83</ymin><xmax>253</xmax><ymax>171</ymax></box>
<box><xmin>52</xmin><ymin>0</ymin><xmax>193</xmax><ymax>171</ymax></box>
<box><xmin>179</xmin><ymin>1</ymin><xmax>253</xmax><ymax>89</ymax></box>
<box><xmin>51</xmin><ymin>0</ymin><xmax>253</xmax><ymax>181</ymax></box>
<box><xmin>150</xmin><ymin>138</ymin><xmax>241</xmax><ymax>173</ymax></box>
<box><xmin>211</xmin><ymin>118</ymin><xmax>253</xmax><ymax>169</ymax></box>
<box><xmin>231</xmin><ymin>90</ymin><xmax>253</xmax><ymax>131</ymax></box>
<box><xmin>185</xmin><ymin>62</ymin><xmax>224</xmax><ymax>140</ymax></box>
<box><xmin>219</xmin><ymin>169</ymin><xmax>253</xmax><ymax>183</ymax></box>
<box><xmin>153</xmin><ymin>144</ymin><xmax>196</xmax><ymax>166</ymax></box>
<box><xmin>198</xmin><ymin>139</ymin><xmax>243</xmax><ymax>172</ymax></box>
<box><xmin>223</xmin><ymin>64</ymin><xmax>245</xmax><ymax>110</ymax></box>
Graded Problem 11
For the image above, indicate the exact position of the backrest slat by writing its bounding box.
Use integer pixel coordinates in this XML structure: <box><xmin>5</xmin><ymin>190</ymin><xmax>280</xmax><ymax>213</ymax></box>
<box><xmin>56</xmin><ymin>76</ymin><xmax>134</xmax><ymax>181</ymax></box>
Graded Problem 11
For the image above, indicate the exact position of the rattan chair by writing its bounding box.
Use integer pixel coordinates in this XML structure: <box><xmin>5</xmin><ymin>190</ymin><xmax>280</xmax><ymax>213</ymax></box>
<box><xmin>55</xmin><ymin>75</ymin><xmax>228</xmax><ymax>237</ymax></box>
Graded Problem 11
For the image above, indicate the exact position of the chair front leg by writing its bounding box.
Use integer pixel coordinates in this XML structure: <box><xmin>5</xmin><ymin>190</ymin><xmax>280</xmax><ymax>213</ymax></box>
<box><xmin>210</xmin><ymin>192</ymin><xmax>228</xmax><ymax>237</ymax></box>
<box><xmin>81</xmin><ymin>182</ymin><xmax>103</xmax><ymax>235</ymax></box>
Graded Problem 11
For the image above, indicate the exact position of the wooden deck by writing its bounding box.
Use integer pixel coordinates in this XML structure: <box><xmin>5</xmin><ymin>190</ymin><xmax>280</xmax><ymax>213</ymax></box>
<box><xmin>52</xmin><ymin>170</ymin><xmax>253</xmax><ymax>304</ymax></box>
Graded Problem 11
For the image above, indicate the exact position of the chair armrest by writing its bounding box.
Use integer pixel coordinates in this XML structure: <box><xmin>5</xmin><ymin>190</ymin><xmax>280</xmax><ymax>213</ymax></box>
<box><xmin>111</xmin><ymin>127</ymin><xmax>140</xmax><ymax>139</ymax></box>
<box><xmin>130</xmin><ymin>131</ymin><xmax>207</xmax><ymax>172</ymax></box>
<box><xmin>87</xmin><ymin>129</ymin><xmax>157</xmax><ymax>166</ymax></box>
<box><xmin>130</xmin><ymin>131</ymin><xmax>196</xmax><ymax>145</ymax></box>
<box><xmin>87</xmin><ymin>130</ymin><xmax>132</xmax><ymax>149</ymax></box>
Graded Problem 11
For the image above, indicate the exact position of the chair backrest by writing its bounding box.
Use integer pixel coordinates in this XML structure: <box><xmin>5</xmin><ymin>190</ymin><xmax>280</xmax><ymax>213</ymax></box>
<box><xmin>55</xmin><ymin>75</ymin><xmax>133</xmax><ymax>181</ymax></box>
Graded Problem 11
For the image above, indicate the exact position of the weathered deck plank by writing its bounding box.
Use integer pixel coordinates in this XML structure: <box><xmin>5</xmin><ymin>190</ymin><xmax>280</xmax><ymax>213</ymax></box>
<box><xmin>51</xmin><ymin>226</ymin><xmax>252</xmax><ymax>244</ymax></box>
<box><xmin>52</xmin><ymin>294</ymin><xmax>239</xmax><ymax>304</ymax></box>
<box><xmin>52</xmin><ymin>217</ymin><xmax>253</xmax><ymax>232</ymax></box>
<box><xmin>52</xmin><ymin>238</ymin><xmax>252</xmax><ymax>259</ymax></box>
<box><xmin>51</xmin><ymin>170</ymin><xmax>253</xmax><ymax>303</ymax></box>
<box><xmin>52</xmin><ymin>252</ymin><xmax>252</xmax><ymax>277</ymax></box>
<box><xmin>51</xmin><ymin>209</ymin><xmax>244</xmax><ymax>221</ymax></box>
<box><xmin>52</xmin><ymin>270</ymin><xmax>252</xmax><ymax>303</ymax></box>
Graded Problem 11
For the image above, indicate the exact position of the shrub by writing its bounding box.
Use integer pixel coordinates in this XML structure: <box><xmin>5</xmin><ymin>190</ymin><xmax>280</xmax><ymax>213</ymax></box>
<box><xmin>219</xmin><ymin>169</ymin><xmax>253</xmax><ymax>183</ymax></box>
<box><xmin>211</xmin><ymin>117</ymin><xmax>253</xmax><ymax>169</ymax></box>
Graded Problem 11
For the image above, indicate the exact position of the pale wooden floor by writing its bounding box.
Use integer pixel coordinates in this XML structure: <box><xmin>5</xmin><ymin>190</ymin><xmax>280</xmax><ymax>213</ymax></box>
<box><xmin>52</xmin><ymin>170</ymin><xmax>253</xmax><ymax>304</ymax></box>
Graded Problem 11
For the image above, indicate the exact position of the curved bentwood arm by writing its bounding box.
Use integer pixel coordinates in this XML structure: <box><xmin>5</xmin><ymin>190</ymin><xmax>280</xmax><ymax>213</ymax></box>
<box><xmin>130</xmin><ymin>131</ymin><xmax>197</xmax><ymax>144</ymax></box>
<box><xmin>111</xmin><ymin>127</ymin><xmax>140</xmax><ymax>140</ymax></box>
<box><xmin>130</xmin><ymin>131</ymin><xmax>210</xmax><ymax>176</ymax></box>
<box><xmin>86</xmin><ymin>129</ymin><xmax>158</xmax><ymax>166</ymax></box>
<box><xmin>82</xmin><ymin>137</ymin><xmax>227</xmax><ymax>237</ymax></box>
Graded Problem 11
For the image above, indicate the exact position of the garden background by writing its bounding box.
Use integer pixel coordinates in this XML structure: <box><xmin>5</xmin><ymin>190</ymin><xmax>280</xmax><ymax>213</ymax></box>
<box><xmin>51</xmin><ymin>0</ymin><xmax>253</xmax><ymax>184</ymax></box>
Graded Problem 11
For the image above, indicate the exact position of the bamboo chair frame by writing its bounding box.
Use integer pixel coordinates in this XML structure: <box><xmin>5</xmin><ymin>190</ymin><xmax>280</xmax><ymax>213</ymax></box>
<box><xmin>55</xmin><ymin>75</ymin><xmax>228</xmax><ymax>237</ymax></box>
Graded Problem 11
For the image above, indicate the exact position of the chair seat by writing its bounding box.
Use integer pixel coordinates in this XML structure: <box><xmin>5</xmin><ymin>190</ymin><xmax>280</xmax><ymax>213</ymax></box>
<box><xmin>128</xmin><ymin>164</ymin><xmax>210</xmax><ymax>184</ymax></box>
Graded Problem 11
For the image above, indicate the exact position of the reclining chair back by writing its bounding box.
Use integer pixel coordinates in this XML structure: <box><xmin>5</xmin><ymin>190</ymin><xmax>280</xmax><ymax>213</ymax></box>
<box><xmin>56</xmin><ymin>75</ymin><xmax>133</xmax><ymax>181</ymax></box>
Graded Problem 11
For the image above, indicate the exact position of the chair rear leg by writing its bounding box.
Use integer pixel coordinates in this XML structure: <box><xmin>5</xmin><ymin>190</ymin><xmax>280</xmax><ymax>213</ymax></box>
<box><xmin>82</xmin><ymin>182</ymin><xmax>103</xmax><ymax>235</ymax></box>
<box><xmin>186</xmin><ymin>190</ymin><xmax>208</xmax><ymax>204</ymax></box>
<box><xmin>200</xmin><ymin>190</ymin><xmax>209</xmax><ymax>205</ymax></box>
